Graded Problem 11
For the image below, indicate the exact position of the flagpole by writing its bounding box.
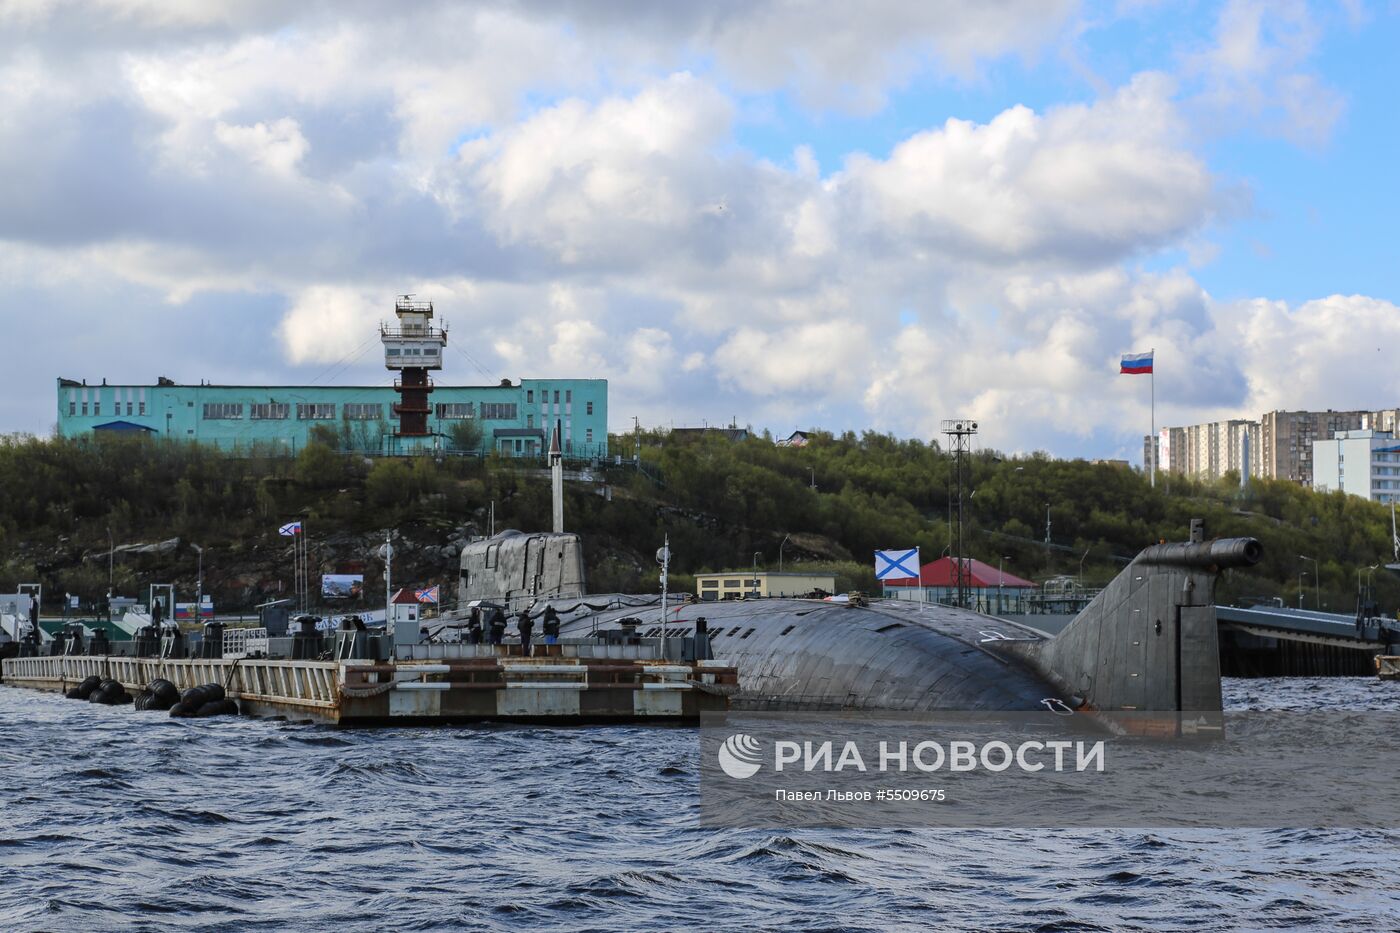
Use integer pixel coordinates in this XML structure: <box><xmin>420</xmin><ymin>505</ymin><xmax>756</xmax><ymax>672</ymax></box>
<box><xmin>1150</xmin><ymin>347</ymin><xmax>1156</xmax><ymax>489</ymax></box>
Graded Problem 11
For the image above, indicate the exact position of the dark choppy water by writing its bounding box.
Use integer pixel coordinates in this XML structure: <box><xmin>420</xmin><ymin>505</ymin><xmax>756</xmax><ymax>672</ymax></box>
<box><xmin>2</xmin><ymin>678</ymin><xmax>1398</xmax><ymax>932</ymax></box>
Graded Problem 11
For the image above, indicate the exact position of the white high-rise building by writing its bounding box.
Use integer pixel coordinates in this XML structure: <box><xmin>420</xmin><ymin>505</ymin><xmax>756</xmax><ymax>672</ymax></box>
<box><xmin>1312</xmin><ymin>430</ymin><xmax>1400</xmax><ymax>503</ymax></box>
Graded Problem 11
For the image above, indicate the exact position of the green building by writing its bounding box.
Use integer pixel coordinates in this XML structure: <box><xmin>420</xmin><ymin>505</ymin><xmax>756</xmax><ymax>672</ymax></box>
<box><xmin>56</xmin><ymin>376</ymin><xmax>609</xmax><ymax>459</ymax></box>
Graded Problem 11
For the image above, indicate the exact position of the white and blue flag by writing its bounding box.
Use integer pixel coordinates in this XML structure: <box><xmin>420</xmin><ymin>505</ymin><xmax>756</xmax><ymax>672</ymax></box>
<box><xmin>874</xmin><ymin>548</ymin><xmax>920</xmax><ymax>581</ymax></box>
<box><xmin>278</xmin><ymin>521</ymin><xmax>303</xmax><ymax>536</ymax></box>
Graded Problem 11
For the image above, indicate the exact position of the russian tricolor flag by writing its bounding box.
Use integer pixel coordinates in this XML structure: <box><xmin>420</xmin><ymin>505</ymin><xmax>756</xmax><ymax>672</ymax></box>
<box><xmin>1120</xmin><ymin>351</ymin><xmax>1153</xmax><ymax>375</ymax></box>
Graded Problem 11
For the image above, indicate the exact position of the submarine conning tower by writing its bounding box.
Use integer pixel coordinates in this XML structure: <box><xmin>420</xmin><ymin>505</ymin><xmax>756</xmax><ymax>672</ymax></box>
<box><xmin>458</xmin><ymin>530</ymin><xmax>588</xmax><ymax>611</ymax></box>
<box><xmin>1008</xmin><ymin>520</ymin><xmax>1262</xmax><ymax>714</ymax></box>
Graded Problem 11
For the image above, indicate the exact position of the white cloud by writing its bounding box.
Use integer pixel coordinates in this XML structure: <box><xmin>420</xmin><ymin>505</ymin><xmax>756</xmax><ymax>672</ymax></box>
<box><xmin>278</xmin><ymin>285</ymin><xmax>384</xmax><ymax>365</ymax></box>
<box><xmin>837</xmin><ymin>73</ymin><xmax>1211</xmax><ymax>266</ymax></box>
<box><xmin>1186</xmin><ymin>0</ymin><xmax>1346</xmax><ymax>146</ymax></box>
<box><xmin>214</xmin><ymin>118</ymin><xmax>309</xmax><ymax>177</ymax></box>
<box><xmin>714</xmin><ymin>321</ymin><xmax>870</xmax><ymax>396</ymax></box>
<box><xmin>1225</xmin><ymin>294</ymin><xmax>1400</xmax><ymax>413</ymax></box>
<box><xmin>454</xmin><ymin>72</ymin><xmax>736</xmax><ymax>265</ymax></box>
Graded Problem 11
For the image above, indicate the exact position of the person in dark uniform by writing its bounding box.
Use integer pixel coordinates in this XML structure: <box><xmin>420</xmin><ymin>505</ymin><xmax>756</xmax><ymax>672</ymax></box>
<box><xmin>487</xmin><ymin>607</ymin><xmax>506</xmax><ymax>645</ymax></box>
<box><xmin>466</xmin><ymin>607</ymin><xmax>483</xmax><ymax>645</ymax></box>
<box><xmin>151</xmin><ymin>598</ymin><xmax>164</xmax><ymax>627</ymax></box>
<box><xmin>517</xmin><ymin>610</ymin><xmax>534</xmax><ymax>656</ymax></box>
<box><xmin>542</xmin><ymin>605</ymin><xmax>561</xmax><ymax>645</ymax></box>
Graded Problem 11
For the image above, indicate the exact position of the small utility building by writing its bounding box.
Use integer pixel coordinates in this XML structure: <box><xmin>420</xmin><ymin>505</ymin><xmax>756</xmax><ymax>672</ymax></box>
<box><xmin>695</xmin><ymin>571</ymin><xmax>836</xmax><ymax>601</ymax></box>
<box><xmin>882</xmin><ymin>557</ymin><xmax>1035</xmax><ymax>613</ymax></box>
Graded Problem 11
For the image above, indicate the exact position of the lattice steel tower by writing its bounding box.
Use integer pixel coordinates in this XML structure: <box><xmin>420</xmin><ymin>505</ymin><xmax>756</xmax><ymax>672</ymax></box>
<box><xmin>941</xmin><ymin>418</ymin><xmax>978</xmax><ymax>609</ymax></box>
<box><xmin>381</xmin><ymin>295</ymin><xmax>448</xmax><ymax>438</ymax></box>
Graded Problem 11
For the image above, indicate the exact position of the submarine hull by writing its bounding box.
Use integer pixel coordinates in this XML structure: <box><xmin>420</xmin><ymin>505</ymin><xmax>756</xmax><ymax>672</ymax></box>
<box><xmin>545</xmin><ymin>597</ymin><xmax>1057</xmax><ymax>711</ymax></box>
<box><xmin>455</xmin><ymin>529</ymin><xmax>1262</xmax><ymax>714</ymax></box>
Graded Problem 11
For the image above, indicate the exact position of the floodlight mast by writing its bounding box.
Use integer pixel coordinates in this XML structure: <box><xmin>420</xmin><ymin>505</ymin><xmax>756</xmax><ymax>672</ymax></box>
<box><xmin>941</xmin><ymin>419</ymin><xmax>979</xmax><ymax>609</ymax></box>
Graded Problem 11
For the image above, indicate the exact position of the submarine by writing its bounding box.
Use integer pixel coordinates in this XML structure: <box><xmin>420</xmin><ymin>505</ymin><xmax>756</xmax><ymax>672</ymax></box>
<box><xmin>443</xmin><ymin>520</ymin><xmax>1262</xmax><ymax>714</ymax></box>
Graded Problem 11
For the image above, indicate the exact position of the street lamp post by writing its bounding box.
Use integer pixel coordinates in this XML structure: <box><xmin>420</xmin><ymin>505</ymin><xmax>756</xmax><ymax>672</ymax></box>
<box><xmin>1298</xmin><ymin>571</ymin><xmax>1308</xmax><ymax>609</ymax></box>
<box><xmin>998</xmin><ymin>556</ymin><xmax>1009</xmax><ymax>615</ymax></box>
<box><xmin>779</xmin><ymin>534</ymin><xmax>791</xmax><ymax>574</ymax></box>
<box><xmin>1358</xmin><ymin>563</ymin><xmax>1380</xmax><ymax>612</ymax></box>
<box><xmin>1298</xmin><ymin>555</ymin><xmax>1319</xmax><ymax>609</ymax></box>
<box><xmin>752</xmin><ymin>551</ymin><xmax>761</xmax><ymax>598</ymax></box>
<box><xmin>192</xmin><ymin>544</ymin><xmax>204</xmax><ymax>627</ymax></box>
<box><xmin>106</xmin><ymin>525</ymin><xmax>115</xmax><ymax>623</ymax></box>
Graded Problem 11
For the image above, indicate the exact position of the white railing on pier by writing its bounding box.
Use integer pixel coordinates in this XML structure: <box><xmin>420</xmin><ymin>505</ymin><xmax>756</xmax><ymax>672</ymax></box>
<box><xmin>2</xmin><ymin>655</ymin><xmax>340</xmax><ymax>710</ymax></box>
<box><xmin>223</xmin><ymin>627</ymin><xmax>269</xmax><ymax>659</ymax></box>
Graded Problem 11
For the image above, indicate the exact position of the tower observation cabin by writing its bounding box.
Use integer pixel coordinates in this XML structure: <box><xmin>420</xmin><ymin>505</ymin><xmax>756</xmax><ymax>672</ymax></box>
<box><xmin>381</xmin><ymin>295</ymin><xmax>448</xmax><ymax>437</ymax></box>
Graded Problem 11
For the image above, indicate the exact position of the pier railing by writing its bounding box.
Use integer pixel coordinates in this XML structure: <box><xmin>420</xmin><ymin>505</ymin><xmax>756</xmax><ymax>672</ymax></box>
<box><xmin>2</xmin><ymin>655</ymin><xmax>340</xmax><ymax>712</ymax></box>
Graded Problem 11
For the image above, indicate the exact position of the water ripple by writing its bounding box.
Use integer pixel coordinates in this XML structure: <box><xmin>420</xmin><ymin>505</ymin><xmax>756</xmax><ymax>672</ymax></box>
<box><xmin>0</xmin><ymin>678</ymin><xmax>1398</xmax><ymax>931</ymax></box>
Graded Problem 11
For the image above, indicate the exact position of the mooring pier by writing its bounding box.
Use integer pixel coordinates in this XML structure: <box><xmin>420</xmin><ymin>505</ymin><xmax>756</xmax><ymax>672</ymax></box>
<box><xmin>1</xmin><ymin>642</ymin><xmax>738</xmax><ymax>726</ymax></box>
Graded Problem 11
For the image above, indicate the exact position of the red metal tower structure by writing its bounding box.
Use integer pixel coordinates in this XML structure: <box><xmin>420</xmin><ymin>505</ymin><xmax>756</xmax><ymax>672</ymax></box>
<box><xmin>381</xmin><ymin>295</ymin><xmax>447</xmax><ymax>439</ymax></box>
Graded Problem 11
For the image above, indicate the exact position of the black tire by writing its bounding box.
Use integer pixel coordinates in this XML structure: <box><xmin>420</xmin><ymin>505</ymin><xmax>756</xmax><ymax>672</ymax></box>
<box><xmin>134</xmin><ymin>690</ymin><xmax>153</xmax><ymax>710</ymax></box>
<box><xmin>201</xmin><ymin>683</ymin><xmax>226</xmax><ymax>703</ymax></box>
<box><xmin>168</xmin><ymin>702</ymin><xmax>192</xmax><ymax>718</ymax></box>
<box><xmin>75</xmin><ymin>675</ymin><xmax>102</xmax><ymax>699</ymax></box>
<box><xmin>195</xmin><ymin>700</ymin><xmax>227</xmax><ymax>717</ymax></box>
<box><xmin>65</xmin><ymin>688</ymin><xmax>83</xmax><ymax>699</ymax></box>
<box><xmin>220</xmin><ymin>699</ymin><xmax>240</xmax><ymax>716</ymax></box>
<box><xmin>150</xmin><ymin>679</ymin><xmax>179</xmax><ymax>705</ymax></box>
<box><xmin>114</xmin><ymin>691</ymin><xmax>133</xmax><ymax>705</ymax></box>
<box><xmin>181</xmin><ymin>686</ymin><xmax>209</xmax><ymax>708</ymax></box>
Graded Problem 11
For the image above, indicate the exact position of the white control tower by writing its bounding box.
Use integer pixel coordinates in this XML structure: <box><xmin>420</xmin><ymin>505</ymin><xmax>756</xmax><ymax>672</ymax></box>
<box><xmin>381</xmin><ymin>295</ymin><xmax>447</xmax><ymax>437</ymax></box>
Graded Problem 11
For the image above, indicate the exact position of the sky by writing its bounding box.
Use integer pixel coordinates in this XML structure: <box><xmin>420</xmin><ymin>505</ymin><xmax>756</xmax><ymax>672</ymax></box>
<box><xmin>3</xmin><ymin>0</ymin><xmax>1399</xmax><ymax>460</ymax></box>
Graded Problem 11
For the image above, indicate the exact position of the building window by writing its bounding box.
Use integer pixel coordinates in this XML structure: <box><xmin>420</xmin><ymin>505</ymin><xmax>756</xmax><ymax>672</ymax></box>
<box><xmin>586</xmin><ymin>401</ymin><xmax>593</xmax><ymax>415</ymax></box>
<box><xmin>527</xmin><ymin>390</ymin><xmax>534</xmax><ymax>403</ymax></box>
<box><xmin>296</xmin><ymin>403</ymin><xmax>336</xmax><ymax>420</ymax></box>
<box><xmin>565</xmin><ymin>390</ymin><xmax>572</xmax><ymax>403</ymax></box>
<box><xmin>343</xmin><ymin>403</ymin><xmax>382</xmax><ymax>421</ymax></box>
<box><xmin>126</xmin><ymin>402</ymin><xmax>133</xmax><ymax>416</ymax></box>
<box><xmin>69</xmin><ymin>402</ymin><xmax>76</xmax><ymax>416</ymax></box>
<box><xmin>586</xmin><ymin>428</ymin><xmax>593</xmax><ymax>443</ymax></box>
<box><xmin>480</xmin><ymin>403</ymin><xmax>518</xmax><ymax>420</ymax></box>
<box><xmin>202</xmin><ymin>403</ymin><xmax>244</xmax><ymax>420</ymax></box>
<box><xmin>553</xmin><ymin>390</ymin><xmax>560</xmax><ymax>404</ymax></box>
<box><xmin>93</xmin><ymin>402</ymin><xmax>100</xmax><ymax>416</ymax></box>
<box><xmin>435</xmin><ymin>403</ymin><xmax>476</xmax><ymax>420</ymax></box>
<box><xmin>527</xmin><ymin>414</ymin><xmax>534</xmax><ymax>428</ymax></box>
<box><xmin>251</xmin><ymin>403</ymin><xmax>290</xmax><ymax>420</ymax></box>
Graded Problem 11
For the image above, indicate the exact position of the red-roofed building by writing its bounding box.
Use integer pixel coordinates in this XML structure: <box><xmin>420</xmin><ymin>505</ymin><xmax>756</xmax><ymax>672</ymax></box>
<box><xmin>882</xmin><ymin>557</ymin><xmax>1036</xmax><ymax>613</ymax></box>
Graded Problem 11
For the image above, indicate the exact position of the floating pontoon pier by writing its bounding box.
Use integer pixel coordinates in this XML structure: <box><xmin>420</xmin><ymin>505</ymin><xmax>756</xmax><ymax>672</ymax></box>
<box><xmin>1</xmin><ymin>641</ymin><xmax>738</xmax><ymax>726</ymax></box>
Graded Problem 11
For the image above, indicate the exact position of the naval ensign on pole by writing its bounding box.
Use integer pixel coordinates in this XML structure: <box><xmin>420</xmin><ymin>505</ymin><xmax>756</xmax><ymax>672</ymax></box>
<box><xmin>1120</xmin><ymin>350</ymin><xmax>1155</xmax><ymax>487</ymax></box>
